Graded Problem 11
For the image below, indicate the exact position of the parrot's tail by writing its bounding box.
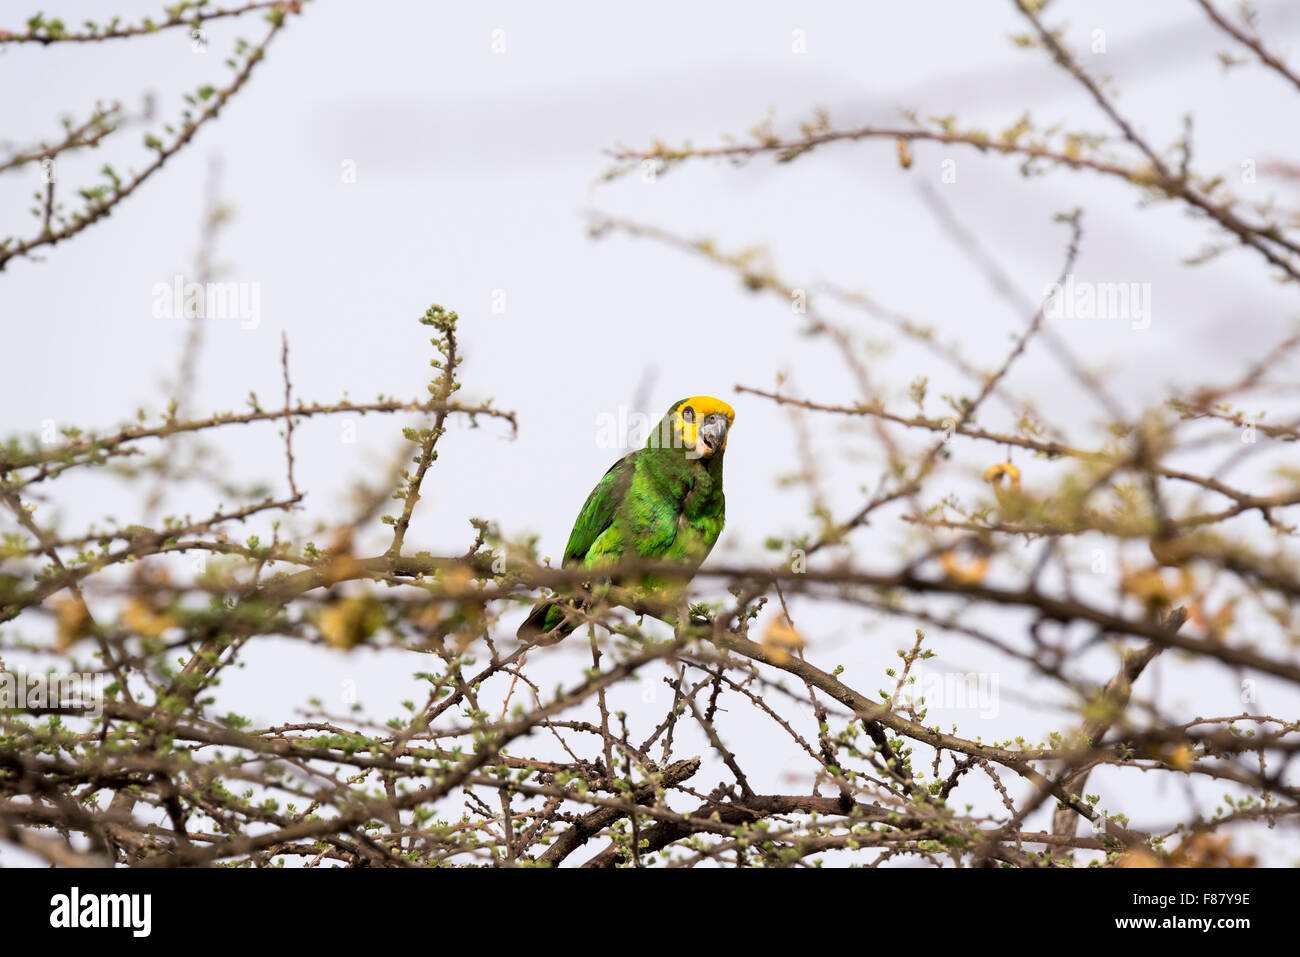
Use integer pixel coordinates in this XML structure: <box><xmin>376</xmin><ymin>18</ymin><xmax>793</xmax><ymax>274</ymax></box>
<box><xmin>516</xmin><ymin>597</ymin><xmax>577</xmax><ymax>645</ymax></box>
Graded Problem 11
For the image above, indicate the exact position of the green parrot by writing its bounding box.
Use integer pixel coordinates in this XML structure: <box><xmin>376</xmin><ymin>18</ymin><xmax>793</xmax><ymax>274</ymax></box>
<box><xmin>518</xmin><ymin>395</ymin><xmax>735</xmax><ymax>642</ymax></box>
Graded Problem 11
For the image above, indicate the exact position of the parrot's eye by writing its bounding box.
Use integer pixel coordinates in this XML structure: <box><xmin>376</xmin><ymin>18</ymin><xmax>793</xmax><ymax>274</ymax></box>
<box><xmin>681</xmin><ymin>406</ymin><xmax>695</xmax><ymax>422</ymax></box>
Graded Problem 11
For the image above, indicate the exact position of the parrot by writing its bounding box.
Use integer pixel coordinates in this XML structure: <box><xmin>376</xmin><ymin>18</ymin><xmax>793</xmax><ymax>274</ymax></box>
<box><xmin>517</xmin><ymin>395</ymin><xmax>735</xmax><ymax>642</ymax></box>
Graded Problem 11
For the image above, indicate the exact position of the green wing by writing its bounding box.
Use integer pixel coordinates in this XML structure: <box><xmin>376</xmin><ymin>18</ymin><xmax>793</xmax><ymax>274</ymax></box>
<box><xmin>562</xmin><ymin>451</ymin><xmax>637</xmax><ymax>566</ymax></box>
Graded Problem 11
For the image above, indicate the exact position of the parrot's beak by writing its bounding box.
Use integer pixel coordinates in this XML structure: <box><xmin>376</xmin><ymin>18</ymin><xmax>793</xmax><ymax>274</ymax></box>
<box><xmin>697</xmin><ymin>413</ymin><xmax>729</xmax><ymax>457</ymax></box>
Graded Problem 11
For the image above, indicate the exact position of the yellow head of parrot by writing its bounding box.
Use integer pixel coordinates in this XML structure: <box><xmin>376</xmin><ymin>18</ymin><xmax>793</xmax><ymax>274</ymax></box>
<box><xmin>671</xmin><ymin>395</ymin><xmax>735</xmax><ymax>458</ymax></box>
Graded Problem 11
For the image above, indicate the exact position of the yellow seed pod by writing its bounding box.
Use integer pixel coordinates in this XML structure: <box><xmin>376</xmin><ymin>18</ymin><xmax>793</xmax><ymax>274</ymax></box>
<box><xmin>53</xmin><ymin>596</ymin><xmax>92</xmax><ymax>653</ymax></box>
<box><xmin>941</xmin><ymin>542</ymin><xmax>990</xmax><ymax>584</ymax></box>
<box><xmin>1117</xmin><ymin>849</ymin><xmax>1163</xmax><ymax>868</ymax></box>
<box><xmin>896</xmin><ymin>137</ymin><xmax>914</xmax><ymax>169</ymax></box>
<box><xmin>1167</xmin><ymin>743</ymin><xmax>1195</xmax><ymax>772</ymax></box>
<box><xmin>1148</xmin><ymin>534</ymin><xmax>1193</xmax><ymax>567</ymax></box>
<box><xmin>121</xmin><ymin>596</ymin><xmax>178</xmax><ymax>638</ymax></box>
<box><xmin>762</xmin><ymin>616</ymin><xmax>807</xmax><ymax>666</ymax></box>
<box><xmin>1119</xmin><ymin>565</ymin><xmax>1171</xmax><ymax>609</ymax></box>
<box><xmin>320</xmin><ymin>554</ymin><xmax>364</xmax><ymax>586</ymax></box>
<box><xmin>983</xmin><ymin>462</ymin><xmax>1022</xmax><ymax>491</ymax></box>
<box><xmin>1197</xmin><ymin>597</ymin><xmax>1236</xmax><ymax>639</ymax></box>
<box><xmin>442</xmin><ymin>565</ymin><xmax>475</xmax><ymax>594</ymax></box>
<box><xmin>409</xmin><ymin>602</ymin><xmax>444</xmax><ymax>631</ymax></box>
<box><xmin>1169</xmin><ymin>833</ymin><xmax>1257</xmax><ymax>868</ymax></box>
<box><xmin>983</xmin><ymin>462</ymin><xmax>1024</xmax><ymax>514</ymax></box>
<box><xmin>319</xmin><ymin>595</ymin><xmax>385</xmax><ymax>651</ymax></box>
